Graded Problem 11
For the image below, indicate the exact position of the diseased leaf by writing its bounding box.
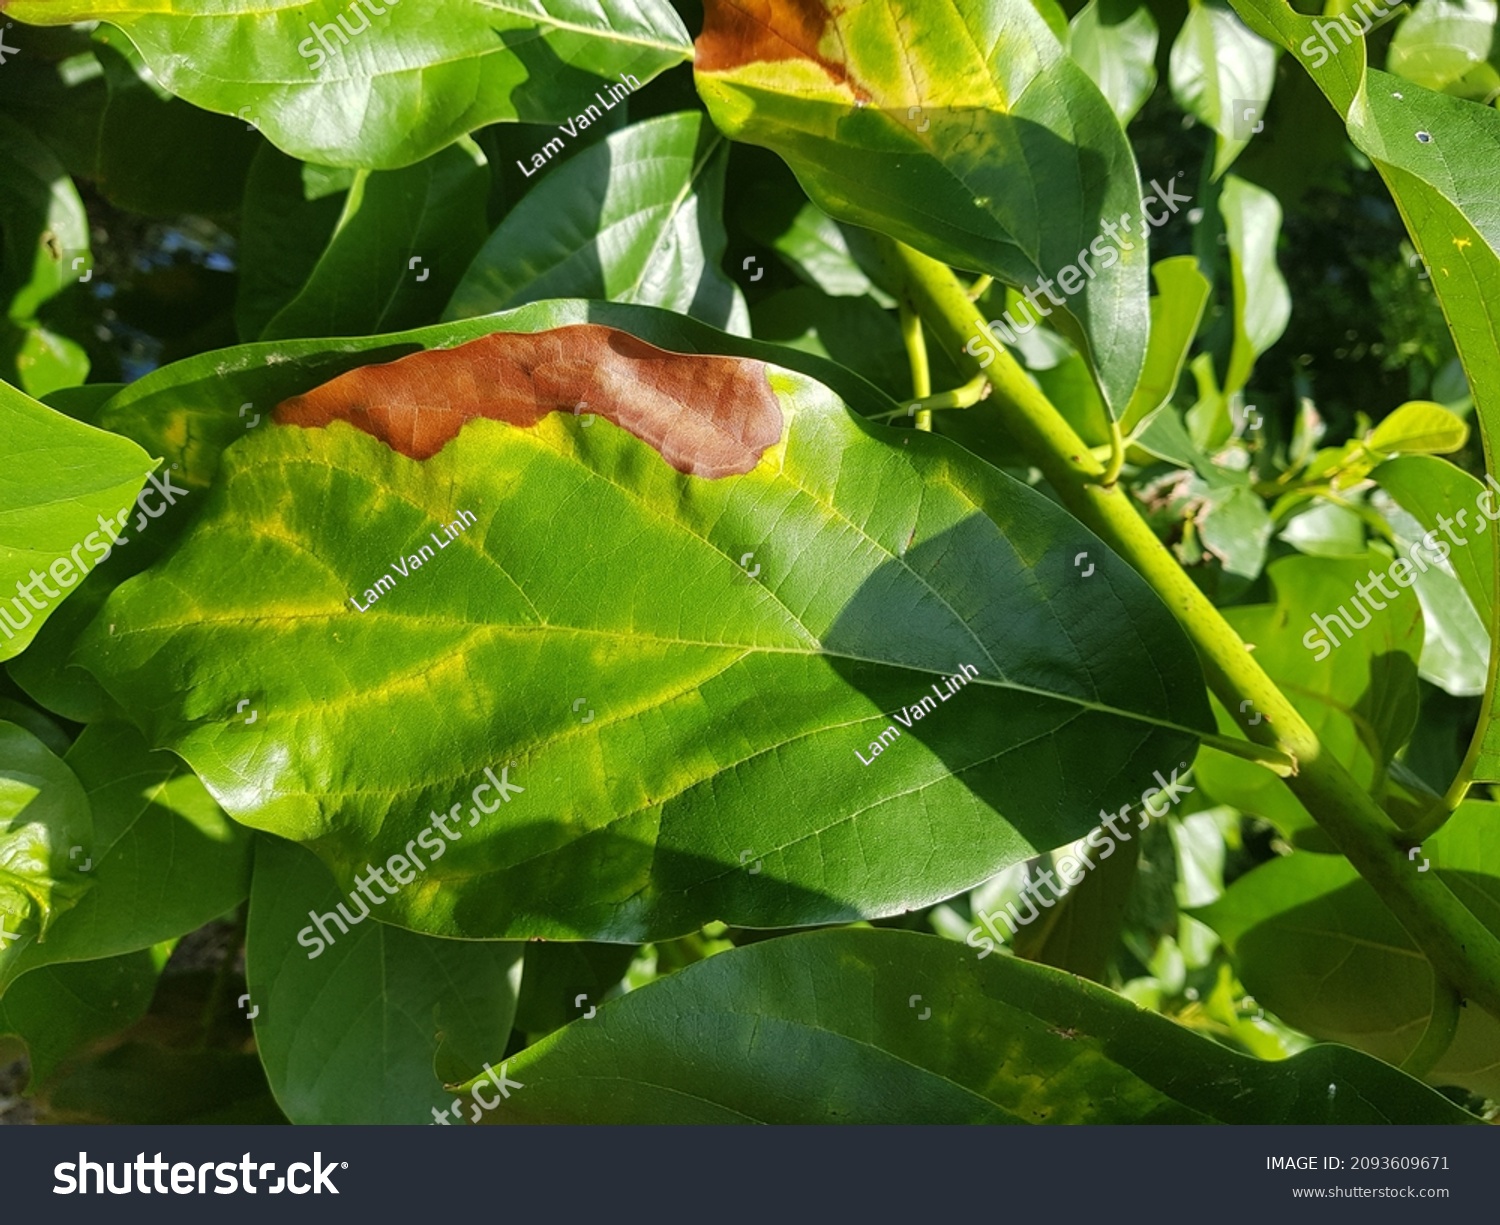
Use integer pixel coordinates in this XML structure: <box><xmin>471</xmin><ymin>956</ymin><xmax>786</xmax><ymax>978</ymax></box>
<box><xmin>694</xmin><ymin>0</ymin><xmax>1152</xmax><ymax>415</ymax></box>
<box><xmin>78</xmin><ymin>320</ymin><xmax>1212</xmax><ymax>943</ymax></box>
<box><xmin>447</xmin><ymin>113</ymin><xmax>748</xmax><ymax>336</ymax></box>
<box><xmin>459</xmin><ymin>927</ymin><xmax>1478</xmax><ymax>1123</ymax></box>
<box><xmin>89</xmin><ymin>300</ymin><xmax>900</xmax><ymax>493</ymax></box>
<box><xmin>3</xmin><ymin>0</ymin><xmax>694</xmax><ymax>170</ymax></box>
<box><xmin>247</xmin><ymin>837</ymin><xmax>520</xmax><ymax>1125</ymax></box>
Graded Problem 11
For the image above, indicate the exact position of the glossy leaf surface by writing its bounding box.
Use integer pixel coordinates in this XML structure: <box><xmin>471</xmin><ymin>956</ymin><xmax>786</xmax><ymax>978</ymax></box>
<box><xmin>78</xmin><ymin>319</ymin><xmax>1211</xmax><ymax>943</ymax></box>
<box><xmin>3</xmin><ymin>0</ymin><xmax>694</xmax><ymax>169</ymax></box>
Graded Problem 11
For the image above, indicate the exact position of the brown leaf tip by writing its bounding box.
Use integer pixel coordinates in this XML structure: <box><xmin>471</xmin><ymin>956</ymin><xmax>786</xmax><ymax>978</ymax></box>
<box><xmin>696</xmin><ymin>0</ymin><xmax>850</xmax><ymax>87</ymax></box>
<box><xmin>273</xmin><ymin>324</ymin><xmax>785</xmax><ymax>478</ymax></box>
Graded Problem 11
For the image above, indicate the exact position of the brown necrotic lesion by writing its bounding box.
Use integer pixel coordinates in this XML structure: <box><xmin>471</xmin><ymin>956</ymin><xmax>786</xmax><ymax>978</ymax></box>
<box><xmin>273</xmin><ymin>324</ymin><xmax>784</xmax><ymax>478</ymax></box>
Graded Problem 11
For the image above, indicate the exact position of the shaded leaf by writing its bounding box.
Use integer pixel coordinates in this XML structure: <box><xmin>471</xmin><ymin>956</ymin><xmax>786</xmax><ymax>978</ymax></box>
<box><xmin>0</xmin><ymin>720</ymin><xmax>92</xmax><ymax>973</ymax></box>
<box><xmin>460</xmin><ymin>927</ymin><xmax>1478</xmax><ymax>1123</ymax></box>
<box><xmin>1198</xmin><ymin>800</ymin><xmax>1500</xmax><ymax>1099</ymax></box>
<box><xmin>262</xmin><ymin>140</ymin><xmax>490</xmax><ymax>341</ymax></box>
<box><xmin>91</xmin><ymin>32</ymin><xmax>261</xmax><ymax>215</ymax></box>
<box><xmin>247</xmin><ymin>837</ymin><xmax>519</xmax><ymax>1124</ymax></box>
<box><xmin>234</xmin><ymin>147</ymin><xmax>354</xmax><ymax>342</ymax></box>
<box><xmin>446</xmin><ymin>113</ymin><xmax>747</xmax><ymax>336</ymax></box>
<box><xmin>0</xmin><ymin>949</ymin><xmax>161</xmax><ymax>1089</ymax></box>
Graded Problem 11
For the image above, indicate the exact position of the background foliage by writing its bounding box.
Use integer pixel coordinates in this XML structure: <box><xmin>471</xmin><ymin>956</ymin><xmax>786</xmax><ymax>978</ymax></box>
<box><xmin>1</xmin><ymin>0</ymin><xmax>1498</xmax><ymax>1124</ymax></box>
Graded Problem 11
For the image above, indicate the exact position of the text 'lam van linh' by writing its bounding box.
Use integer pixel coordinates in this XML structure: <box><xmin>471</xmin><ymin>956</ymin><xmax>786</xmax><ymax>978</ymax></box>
<box><xmin>350</xmin><ymin>509</ymin><xmax>476</xmax><ymax>613</ymax></box>
<box><xmin>856</xmin><ymin>663</ymin><xmax>981</xmax><ymax>766</ymax></box>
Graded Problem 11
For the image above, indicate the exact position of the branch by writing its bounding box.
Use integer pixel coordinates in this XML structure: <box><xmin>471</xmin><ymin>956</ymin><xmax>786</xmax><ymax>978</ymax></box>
<box><xmin>880</xmin><ymin>237</ymin><xmax>1500</xmax><ymax>1023</ymax></box>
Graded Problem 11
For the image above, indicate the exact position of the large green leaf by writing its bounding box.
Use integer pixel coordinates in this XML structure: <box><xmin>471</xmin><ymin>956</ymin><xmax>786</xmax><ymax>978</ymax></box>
<box><xmin>261</xmin><ymin>140</ymin><xmax>490</xmax><ymax>341</ymax></box>
<box><xmin>0</xmin><ymin>720</ymin><xmax>92</xmax><ymax>974</ymax></box>
<box><xmin>3</xmin><ymin>0</ymin><xmax>693</xmax><ymax>170</ymax></box>
<box><xmin>0</xmin><ymin>722</ymin><xmax>251</xmax><ymax>996</ymax></box>
<box><xmin>1198</xmin><ymin>800</ymin><xmax>1500</xmax><ymax>1099</ymax></box>
<box><xmin>446</xmin><ymin>112</ymin><xmax>748</xmax><ymax>336</ymax></box>
<box><xmin>77</xmin><ymin>317</ymin><xmax>1211</xmax><ymax>943</ymax></box>
<box><xmin>9</xmin><ymin>301</ymin><xmax>901</xmax><ymax>725</ymax></box>
<box><xmin>247</xmin><ymin>837</ymin><xmax>519</xmax><ymax>1124</ymax></box>
<box><xmin>458</xmin><ymin>928</ymin><xmax>1477</xmax><ymax>1123</ymax></box>
<box><xmin>693</xmin><ymin>0</ymin><xmax>1152</xmax><ymax>415</ymax></box>
<box><xmin>1230</xmin><ymin>0</ymin><xmax>1500</xmax><ymax>782</ymax></box>
<box><xmin>0</xmin><ymin>382</ymin><xmax>153</xmax><ymax>661</ymax></box>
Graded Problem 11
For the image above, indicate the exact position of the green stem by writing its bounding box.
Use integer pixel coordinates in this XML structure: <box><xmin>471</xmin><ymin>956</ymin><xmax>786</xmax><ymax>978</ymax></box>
<box><xmin>882</xmin><ymin>237</ymin><xmax>1500</xmax><ymax>1023</ymax></box>
<box><xmin>900</xmin><ymin>304</ymin><xmax>933</xmax><ymax>431</ymax></box>
<box><xmin>1102</xmin><ymin>418</ymin><xmax>1126</xmax><ymax>487</ymax></box>
<box><xmin>871</xmin><ymin>371</ymin><xmax>992</xmax><ymax>422</ymax></box>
